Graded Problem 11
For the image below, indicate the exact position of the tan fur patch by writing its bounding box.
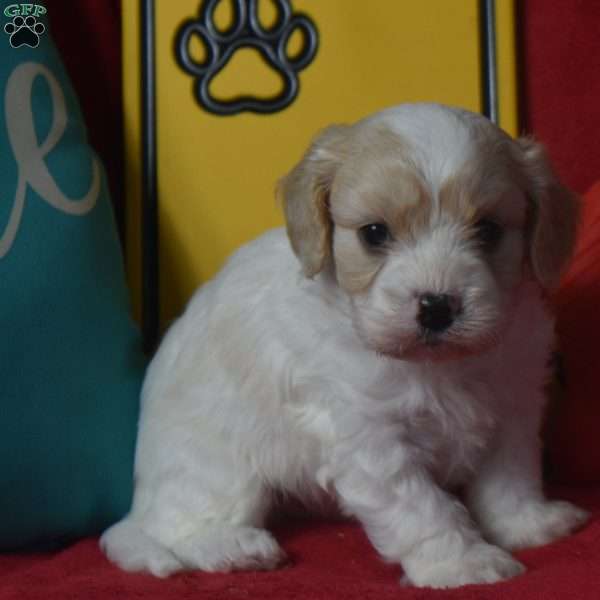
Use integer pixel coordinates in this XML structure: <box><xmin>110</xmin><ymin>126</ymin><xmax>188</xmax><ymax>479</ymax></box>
<box><xmin>332</xmin><ymin>227</ymin><xmax>384</xmax><ymax>294</ymax></box>
<box><xmin>326</xmin><ymin>128</ymin><xmax>434</xmax><ymax>293</ymax></box>
<box><xmin>438</xmin><ymin>143</ymin><xmax>527</xmax><ymax>230</ymax></box>
<box><xmin>279</xmin><ymin>125</ymin><xmax>350</xmax><ymax>277</ymax></box>
<box><xmin>329</xmin><ymin>127</ymin><xmax>433</xmax><ymax>242</ymax></box>
<box><xmin>516</xmin><ymin>137</ymin><xmax>580</xmax><ymax>289</ymax></box>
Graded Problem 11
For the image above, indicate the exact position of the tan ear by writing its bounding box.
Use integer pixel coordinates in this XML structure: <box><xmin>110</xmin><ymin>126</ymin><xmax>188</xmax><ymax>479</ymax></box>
<box><xmin>278</xmin><ymin>125</ymin><xmax>349</xmax><ymax>277</ymax></box>
<box><xmin>516</xmin><ymin>137</ymin><xmax>580</xmax><ymax>289</ymax></box>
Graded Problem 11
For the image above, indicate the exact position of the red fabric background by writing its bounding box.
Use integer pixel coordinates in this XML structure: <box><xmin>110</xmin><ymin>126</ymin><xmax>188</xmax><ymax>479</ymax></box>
<box><xmin>520</xmin><ymin>1</ymin><xmax>600</xmax><ymax>484</ymax></box>
<box><xmin>520</xmin><ymin>0</ymin><xmax>600</xmax><ymax>193</ymax></box>
<box><xmin>1</xmin><ymin>487</ymin><xmax>599</xmax><ymax>599</ymax></box>
<box><xmin>550</xmin><ymin>182</ymin><xmax>600</xmax><ymax>483</ymax></box>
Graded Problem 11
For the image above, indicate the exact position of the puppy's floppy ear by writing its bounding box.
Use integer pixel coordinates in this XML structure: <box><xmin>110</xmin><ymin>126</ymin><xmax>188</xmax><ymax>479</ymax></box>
<box><xmin>517</xmin><ymin>137</ymin><xmax>580</xmax><ymax>289</ymax></box>
<box><xmin>278</xmin><ymin>125</ymin><xmax>349</xmax><ymax>277</ymax></box>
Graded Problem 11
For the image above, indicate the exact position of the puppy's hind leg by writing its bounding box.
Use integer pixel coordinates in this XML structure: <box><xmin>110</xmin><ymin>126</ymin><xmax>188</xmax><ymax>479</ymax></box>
<box><xmin>101</xmin><ymin>519</ymin><xmax>183</xmax><ymax>578</ymax></box>
<box><xmin>164</xmin><ymin>477</ymin><xmax>287</xmax><ymax>574</ymax></box>
<box><xmin>103</xmin><ymin>467</ymin><xmax>286</xmax><ymax>576</ymax></box>
<box><xmin>170</xmin><ymin>524</ymin><xmax>285</xmax><ymax>573</ymax></box>
<box><xmin>103</xmin><ymin>497</ymin><xmax>286</xmax><ymax>576</ymax></box>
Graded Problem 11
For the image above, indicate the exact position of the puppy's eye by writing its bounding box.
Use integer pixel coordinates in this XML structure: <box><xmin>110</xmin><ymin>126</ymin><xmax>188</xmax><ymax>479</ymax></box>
<box><xmin>473</xmin><ymin>218</ymin><xmax>503</xmax><ymax>251</ymax></box>
<box><xmin>359</xmin><ymin>223</ymin><xmax>391</xmax><ymax>249</ymax></box>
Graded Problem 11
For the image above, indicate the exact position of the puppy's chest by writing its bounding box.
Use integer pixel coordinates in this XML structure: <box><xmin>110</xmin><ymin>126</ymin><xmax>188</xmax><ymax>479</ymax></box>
<box><xmin>354</xmin><ymin>371</ymin><xmax>501</xmax><ymax>487</ymax></box>
<box><xmin>291</xmin><ymin>367</ymin><xmax>499</xmax><ymax>489</ymax></box>
<box><xmin>399</xmin><ymin>377</ymin><xmax>498</xmax><ymax>486</ymax></box>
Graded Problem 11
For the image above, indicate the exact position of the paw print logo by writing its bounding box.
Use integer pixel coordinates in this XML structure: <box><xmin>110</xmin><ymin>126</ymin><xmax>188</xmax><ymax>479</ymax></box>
<box><xmin>4</xmin><ymin>15</ymin><xmax>45</xmax><ymax>48</ymax></box>
<box><xmin>175</xmin><ymin>0</ymin><xmax>318</xmax><ymax>115</ymax></box>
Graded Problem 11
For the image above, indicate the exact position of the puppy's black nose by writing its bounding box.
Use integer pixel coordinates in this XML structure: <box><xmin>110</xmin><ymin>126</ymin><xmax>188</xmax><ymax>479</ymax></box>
<box><xmin>417</xmin><ymin>293</ymin><xmax>458</xmax><ymax>333</ymax></box>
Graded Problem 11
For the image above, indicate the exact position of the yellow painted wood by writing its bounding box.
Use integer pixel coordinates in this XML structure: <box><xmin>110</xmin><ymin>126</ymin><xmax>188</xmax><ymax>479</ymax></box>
<box><xmin>122</xmin><ymin>0</ymin><xmax>518</xmax><ymax>329</ymax></box>
<box><xmin>495</xmin><ymin>0</ymin><xmax>519</xmax><ymax>136</ymax></box>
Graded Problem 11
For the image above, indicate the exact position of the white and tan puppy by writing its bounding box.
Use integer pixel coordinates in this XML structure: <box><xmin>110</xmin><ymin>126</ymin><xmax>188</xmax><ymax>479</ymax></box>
<box><xmin>102</xmin><ymin>104</ymin><xmax>587</xmax><ymax>588</ymax></box>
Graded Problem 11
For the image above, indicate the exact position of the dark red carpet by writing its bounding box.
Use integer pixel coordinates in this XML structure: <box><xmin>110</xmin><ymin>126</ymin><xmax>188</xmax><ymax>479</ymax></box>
<box><xmin>1</xmin><ymin>487</ymin><xmax>599</xmax><ymax>599</ymax></box>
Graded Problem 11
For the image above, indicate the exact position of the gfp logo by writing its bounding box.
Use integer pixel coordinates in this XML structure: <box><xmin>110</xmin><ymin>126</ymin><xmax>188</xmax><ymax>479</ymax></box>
<box><xmin>3</xmin><ymin>4</ymin><xmax>47</xmax><ymax>48</ymax></box>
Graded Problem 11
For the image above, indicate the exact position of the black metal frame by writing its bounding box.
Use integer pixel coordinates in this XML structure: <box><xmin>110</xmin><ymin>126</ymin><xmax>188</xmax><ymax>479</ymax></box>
<box><xmin>139</xmin><ymin>0</ymin><xmax>501</xmax><ymax>352</ymax></box>
<box><xmin>479</xmin><ymin>0</ymin><xmax>499</xmax><ymax>124</ymax></box>
<box><xmin>140</xmin><ymin>0</ymin><xmax>158</xmax><ymax>353</ymax></box>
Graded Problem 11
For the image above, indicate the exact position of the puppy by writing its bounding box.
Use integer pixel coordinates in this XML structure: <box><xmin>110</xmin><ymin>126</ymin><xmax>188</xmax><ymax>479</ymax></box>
<box><xmin>102</xmin><ymin>103</ymin><xmax>587</xmax><ymax>588</ymax></box>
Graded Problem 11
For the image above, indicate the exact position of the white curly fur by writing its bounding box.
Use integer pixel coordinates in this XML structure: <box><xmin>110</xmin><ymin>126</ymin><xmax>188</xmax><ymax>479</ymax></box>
<box><xmin>101</xmin><ymin>104</ymin><xmax>587</xmax><ymax>588</ymax></box>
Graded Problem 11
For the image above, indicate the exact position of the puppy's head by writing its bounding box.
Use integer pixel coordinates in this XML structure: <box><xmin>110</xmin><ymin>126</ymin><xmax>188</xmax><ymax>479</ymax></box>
<box><xmin>279</xmin><ymin>104</ymin><xmax>579</xmax><ymax>361</ymax></box>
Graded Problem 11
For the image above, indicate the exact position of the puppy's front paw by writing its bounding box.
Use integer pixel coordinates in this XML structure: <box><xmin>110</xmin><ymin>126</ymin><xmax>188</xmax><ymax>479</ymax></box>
<box><xmin>405</xmin><ymin>543</ymin><xmax>524</xmax><ymax>589</ymax></box>
<box><xmin>483</xmin><ymin>500</ymin><xmax>589</xmax><ymax>550</ymax></box>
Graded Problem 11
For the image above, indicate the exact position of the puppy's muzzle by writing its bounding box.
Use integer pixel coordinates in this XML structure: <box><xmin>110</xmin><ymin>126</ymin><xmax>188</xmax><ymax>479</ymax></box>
<box><xmin>417</xmin><ymin>293</ymin><xmax>462</xmax><ymax>334</ymax></box>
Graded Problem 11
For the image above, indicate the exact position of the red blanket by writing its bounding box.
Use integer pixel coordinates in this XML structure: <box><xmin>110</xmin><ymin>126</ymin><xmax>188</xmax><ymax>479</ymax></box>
<box><xmin>2</xmin><ymin>487</ymin><xmax>599</xmax><ymax>600</ymax></box>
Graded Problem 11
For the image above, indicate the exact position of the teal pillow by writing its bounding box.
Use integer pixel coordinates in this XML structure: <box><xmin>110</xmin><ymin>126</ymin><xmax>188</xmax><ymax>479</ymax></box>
<box><xmin>0</xmin><ymin>3</ymin><xmax>144</xmax><ymax>550</ymax></box>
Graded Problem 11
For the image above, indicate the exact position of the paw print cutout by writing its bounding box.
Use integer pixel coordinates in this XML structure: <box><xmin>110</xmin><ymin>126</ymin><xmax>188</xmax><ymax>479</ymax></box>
<box><xmin>4</xmin><ymin>15</ymin><xmax>45</xmax><ymax>48</ymax></box>
<box><xmin>175</xmin><ymin>0</ymin><xmax>318</xmax><ymax>115</ymax></box>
